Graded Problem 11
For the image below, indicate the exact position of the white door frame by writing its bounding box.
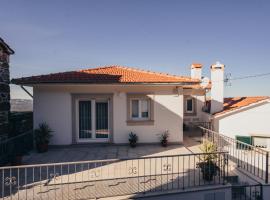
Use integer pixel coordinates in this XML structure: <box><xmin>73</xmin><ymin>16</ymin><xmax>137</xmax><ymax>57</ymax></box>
<box><xmin>75</xmin><ymin>98</ymin><xmax>110</xmax><ymax>143</ymax></box>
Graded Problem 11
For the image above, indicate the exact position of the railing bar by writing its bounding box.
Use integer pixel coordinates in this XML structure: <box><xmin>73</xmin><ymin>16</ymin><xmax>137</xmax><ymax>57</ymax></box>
<box><xmin>17</xmin><ymin>168</ymin><xmax>20</xmax><ymax>200</ymax></box>
<box><xmin>75</xmin><ymin>164</ymin><xmax>77</xmax><ymax>200</ymax></box>
<box><xmin>67</xmin><ymin>164</ymin><xmax>69</xmax><ymax>200</ymax></box>
<box><xmin>2</xmin><ymin>169</ymin><xmax>4</xmax><ymax>199</ymax></box>
<box><xmin>177</xmin><ymin>155</ymin><xmax>179</xmax><ymax>189</ymax></box>
<box><xmin>32</xmin><ymin>167</ymin><xmax>35</xmax><ymax>200</ymax></box>
<box><xmin>182</xmin><ymin>156</ymin><xmax>184</xmax><ymax>189</ymax></box>
<box><xmin>61</xmin><ymin>164</ymin><xmax>63</xmax><ymax>200</ymax></box>
<box><xmin>46</xmin><ymin>166</ymin><xmax>48</xmax><ymax>200</ymax></box>
<box><xmin>161</xmin><ymin>157</ymin><xmax>163</xmax><ymax>191</ymax></box>
<box><xmin>54</xmin><ymin>165</ymin><xmax>56</xmax><ymax>200</ymax></box>
<box><xmin>10</xmin><ymin>167</ymin><xmax>12</xmax><ymax>200</ymax></box>
<box><xmin>193</xmin><ymin>155</ymin><xmax>195</xmax><ymax>186</ymax></box>
<box><xmin>166</xmin><ymin>156</ymin><xmax>168</xmax><ymax>191</ymax></box>
<box><xmin>150</xmin><ymin>158</ymin><xmax>151</xmax><ymax>192</ymax></box>
<box><xmin>198</xmin><ymin>154</ymin><xmax>201</xmax><ymax>186</ymax></box>
<box><xmin>39</xmin><ymin>167</ymin><xmax>42</xmax><ymax>200</ymax></box>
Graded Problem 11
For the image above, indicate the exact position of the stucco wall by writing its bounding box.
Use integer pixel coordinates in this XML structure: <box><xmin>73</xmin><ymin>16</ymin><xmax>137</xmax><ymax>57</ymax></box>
<box><xmin>33</xmin><ymin>85</ymin><xmax>184</xmax><ymax>145</ymax></box>
<box><xmin>183</xmin><ymin>89</ymin><xmax>207</xmax><ymax>124</ymax></box>
<box><xmin>213</xmin><ymin>101</ymin><xmax>270</xmax><ymax>139</ymax></box>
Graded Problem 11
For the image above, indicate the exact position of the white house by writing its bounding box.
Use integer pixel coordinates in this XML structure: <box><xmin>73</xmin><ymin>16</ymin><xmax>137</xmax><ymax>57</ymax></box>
<box><xmin>211</xmin><ymin>96</ymin><xmax>270</xmax><ymax>149</ymax></box>
<box><xmin>12</xmin><ymin>62</ymin><xmax>269</xmax><ymax>147</ymax></box>
<box><xmin>12</xmin><ymin>64</ymin><xmax>211</xmax><ymax>145</ymax></box>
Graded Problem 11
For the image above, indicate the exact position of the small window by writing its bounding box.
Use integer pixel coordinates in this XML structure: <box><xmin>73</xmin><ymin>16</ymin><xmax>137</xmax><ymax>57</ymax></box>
<box><xmin>185</xmin><ymin>98</ymin><xmax>194</xmax><ymax>113</ymax></box>
<box><xmin>131</xmin><ymin>98</ymin><xmax>150</xmax><ymax>120</ymax></box>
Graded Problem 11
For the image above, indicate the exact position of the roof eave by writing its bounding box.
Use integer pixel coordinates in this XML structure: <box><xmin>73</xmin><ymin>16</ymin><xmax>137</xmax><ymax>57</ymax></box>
<box><xmin>212</xmin><ymin>98</ymin><xmax>270</xmax><ymax>118</ymax></box>
<box><xmin>11</xmin><ymin>80</ymin><xmax>199</xmax><ymax>87</ymax></box>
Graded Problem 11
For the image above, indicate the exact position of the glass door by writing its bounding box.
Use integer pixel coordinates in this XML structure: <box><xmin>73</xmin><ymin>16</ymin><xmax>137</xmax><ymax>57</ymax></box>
<box><xmin>78</xmin><ymin>100</ymin><xmax>92</xmax><ymax>139</ymax></box>
<box><xmin>77</xmin><ymin>99</ymin><xmax>109</xmax><ymax>142</ymax></box>
<box><xmin>95</xmin><ymin>101</ymin><xmax>109</xmax><ymax>139</ymax></box>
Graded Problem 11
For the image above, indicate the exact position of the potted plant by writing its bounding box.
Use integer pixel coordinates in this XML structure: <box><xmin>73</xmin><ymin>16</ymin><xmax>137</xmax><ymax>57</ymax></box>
<box><xmin>34</xmin><ymin>123</ymin><xmax>53</xmax><ymax>153</ymax></box>
<box><xmin>197</xmin><ymin>141</ymin><xmax>219</xmax><ymax>181</ymax></box>
<box><xmin>129</xmin><ymin>132</ymin><xmax>138</xmax><ymax>148</ymax></box>
<box><xmin>160</xmin><ymin>130</ymin><xmax>169</xmax><ymax>147</ymax></box>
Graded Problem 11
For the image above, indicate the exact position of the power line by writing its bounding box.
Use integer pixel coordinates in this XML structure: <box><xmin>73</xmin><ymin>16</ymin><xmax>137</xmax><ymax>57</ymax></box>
<box><xmin>210</xmin><ymin>72</ymin><xmax>270</xmax><ymax>84</ymax></box>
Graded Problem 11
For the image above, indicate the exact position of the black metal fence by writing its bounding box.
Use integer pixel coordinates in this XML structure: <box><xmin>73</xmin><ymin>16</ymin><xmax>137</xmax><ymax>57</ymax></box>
<box><xmin>198</xmin><ymin>126</ymin><xmax>269</xmax><ymax>184</ymax></box>
<box><xmin>232</xmin><ymin>184</ymin><xmax>263</xmax><ymax>200</ymax></box>
<box><xmin>0</xmin><ymin>152</ymin><xmax>229</xmax><ymax>199</ymax></box>
<box><xmin>0</xmin><ymin>131</ymin><xmax>34</xmax><ymax>166</ymax></box>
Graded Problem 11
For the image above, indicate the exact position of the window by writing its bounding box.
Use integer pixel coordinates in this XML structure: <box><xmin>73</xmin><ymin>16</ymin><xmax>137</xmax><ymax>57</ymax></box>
<box><xmin>131</xmin><ymin>99</ymin><xmax>150</xmax><ymax>120</ymax></box>
<box><xmin>185</xmin><ymin>97</ymin><xmax>196</xmax><ymax>114</ymax></box>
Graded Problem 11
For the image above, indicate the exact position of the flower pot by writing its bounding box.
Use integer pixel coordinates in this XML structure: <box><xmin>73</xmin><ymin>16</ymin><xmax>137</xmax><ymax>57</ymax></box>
<box><xmin>37</xmin><ymin>143</ymin><xmax>49</xmax><ymax>153</ymax></box>
<box><xmin>11</xmin><ymin>155</ymin><xmax>23</xmax><ymax>166</ymax></box>
<box><xmin>198</xmin><ymin>161</ymin><xmax>219</xmax><ymax>181</ymax></box>
<box><xmin>161</xmin><ymin>140</ymin><xmax>168</xmax><ymax>147</ymax></box>
<box><xmin>130</xmin><ymin>143</ymin><xmax>136</xmax><ymax>148</ymax></box>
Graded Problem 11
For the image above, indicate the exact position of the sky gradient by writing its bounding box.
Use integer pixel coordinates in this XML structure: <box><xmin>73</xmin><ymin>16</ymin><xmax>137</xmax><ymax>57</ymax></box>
<box><xmin>1</xmin><ymin>0</ymin><xmax>270</xmax><ymax>99</ymax></box>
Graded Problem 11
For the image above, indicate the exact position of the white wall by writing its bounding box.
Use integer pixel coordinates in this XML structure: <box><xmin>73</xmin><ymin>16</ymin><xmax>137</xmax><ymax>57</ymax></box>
<box><xmin>33</xmin><ymin>85</ymin><xmax>184</xmax><ymax>145</ymax></box>
<box><xmin>33</xmin><ymin>89</ymin><xmax>72</xmax><ymax>145</ymax></box>
<box><xmin>213</xmin><ymin>102</ymin><xmax>270</xmax><ymax>139</ymax></box>
<box><xmin>113</xmin><ymin>91</ymin><xmax>183</xmax><ymax>144</ymax></box>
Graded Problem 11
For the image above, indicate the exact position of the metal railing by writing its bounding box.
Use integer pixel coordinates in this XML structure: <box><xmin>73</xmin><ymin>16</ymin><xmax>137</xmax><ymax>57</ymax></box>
<box><xmin>0</xmin><ymin>152</ymin><xmax>229</xmax><ymax>199</ymax></box>
<box><xmin>0</xmin><ymin>131</ymin><xmax>34</xmax><ymax>166</ymax></box>
<box><xmin>198</xmin><ymin>126</ymin><xmax>269</xmax><ymax>184</ymax></box>
<box><xmin>232</xmin><ymin>184</ymin><xmax>263</xmax><ymax>200</ymax></box>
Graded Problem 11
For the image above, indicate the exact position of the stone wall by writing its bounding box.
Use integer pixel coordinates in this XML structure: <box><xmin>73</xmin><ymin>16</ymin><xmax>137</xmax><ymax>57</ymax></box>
<box><xmin>0</xmin><ymin>45</ymin><xmax>11</xmax><ymax>135</ymax></box>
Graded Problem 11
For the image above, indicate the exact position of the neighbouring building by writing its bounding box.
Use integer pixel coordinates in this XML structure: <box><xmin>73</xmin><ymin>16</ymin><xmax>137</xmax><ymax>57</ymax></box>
<box><xmin>0</xmin><ymin>37</ymin><xmax>14</xmax><ymax>136</ymax></box>
<box><xmin>211</xmin><ymin>96</ymin><xmax>270</xmax><ymax>149</ymax></box>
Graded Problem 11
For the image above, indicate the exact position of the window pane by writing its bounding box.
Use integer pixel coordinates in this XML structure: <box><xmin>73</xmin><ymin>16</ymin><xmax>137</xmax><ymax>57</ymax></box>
<box><xmin>96</xmin><ymin>102</ymin><xmax>109</xmax><ymax>138</ymax></box>
<box><xmin>187</xmin><ymin>99</ymin><xmax>193</xmax><ymax>112</ymax></box>
<box><xmin>79</xmin><ymin>101</ymin><xmax>92</xmax><ymax>139</ymax></box>
<box><xmin>141</xmin><ymin>99</ymin><xmax>149</xmax><ymax>118</ymax></box>
<box><xmin>132</xmin><ymin>100</ymin><xmax>139</xmax><ymax>118</ymax></box>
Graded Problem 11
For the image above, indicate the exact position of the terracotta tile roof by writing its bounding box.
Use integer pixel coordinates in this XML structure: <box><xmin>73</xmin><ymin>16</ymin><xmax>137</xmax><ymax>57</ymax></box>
<box><xmin>11</xmin><ymin>65</ymin><xmax>200</xmax><ymax>85</ymax></box>
<box><xmin>214</xmin><ymin>96</ymin><xmax>269</xmax><ymax>116</ymax></box>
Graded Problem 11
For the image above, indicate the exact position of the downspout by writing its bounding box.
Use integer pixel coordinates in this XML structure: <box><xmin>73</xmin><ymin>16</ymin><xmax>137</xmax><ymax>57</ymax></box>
<box><xmin>20</xmin><ymin>85</ymin><xmax>33</xmax><ymax>98</ymax></box>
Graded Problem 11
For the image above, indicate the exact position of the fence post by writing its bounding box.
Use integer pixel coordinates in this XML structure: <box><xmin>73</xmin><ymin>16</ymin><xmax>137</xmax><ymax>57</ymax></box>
<box><xmin>266</xmin><ymin>152</ymin><xmax>269</xmax><ymax>184</ymax></box>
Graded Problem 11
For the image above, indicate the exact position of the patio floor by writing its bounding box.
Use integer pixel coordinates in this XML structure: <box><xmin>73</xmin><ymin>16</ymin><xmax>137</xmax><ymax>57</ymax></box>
<box><xmin>22</xmin><ymin>138</ymin><xmax>202</xmax><ymax>165</ymax></box>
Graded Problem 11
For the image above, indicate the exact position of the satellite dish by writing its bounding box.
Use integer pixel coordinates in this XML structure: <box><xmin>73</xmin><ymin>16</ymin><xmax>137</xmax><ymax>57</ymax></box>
<box><xmin>200</xmin><ymin>77</ymin><xmax>210</xmax><ymax>88</ymax></box>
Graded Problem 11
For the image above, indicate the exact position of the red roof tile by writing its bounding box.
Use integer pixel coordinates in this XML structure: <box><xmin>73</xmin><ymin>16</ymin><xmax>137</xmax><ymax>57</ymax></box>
<box><xmin>214</xmin><ymin>96</ymin><xmax>269</xmax><ymax>116</ymax></box>
<box><xmin>12</xmin><ymin>65</ymin><xmax>200</xmax><ymax>85</ymax></box>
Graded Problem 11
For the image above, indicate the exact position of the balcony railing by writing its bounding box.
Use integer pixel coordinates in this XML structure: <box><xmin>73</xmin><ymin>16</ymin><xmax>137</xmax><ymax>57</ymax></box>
<box><xmin>198</xmin><ymin>125</ymin><xmax>269</xmax><ymax>184</ymax></box>
<box><xmin>0</xmin><ymin>152</ymin><xmax>229</xmax><ymax>199</ymax></box>
<box><xmin>0</xmin><ymin>130</ymin><xmax>34</xmax><ymax>166</ymax></box>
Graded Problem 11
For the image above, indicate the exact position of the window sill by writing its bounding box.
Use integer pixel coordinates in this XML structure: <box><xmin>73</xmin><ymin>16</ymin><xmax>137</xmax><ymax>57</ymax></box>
<box><xmin>126</xmin><ymin>120</ymin><xmax>154</xmax><ymax>126</ymax></box>
<box><xmin>184</xmin><ymin>112</ymin><xmax>197</xmax><ymax>116</ymax></box>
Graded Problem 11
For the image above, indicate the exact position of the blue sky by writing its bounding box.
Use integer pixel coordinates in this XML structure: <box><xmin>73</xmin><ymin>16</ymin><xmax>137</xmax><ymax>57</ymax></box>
<box><xmin>1</xmin><ymin>0</ymin><xmax>270</xmax><ymax>99</ymax></box>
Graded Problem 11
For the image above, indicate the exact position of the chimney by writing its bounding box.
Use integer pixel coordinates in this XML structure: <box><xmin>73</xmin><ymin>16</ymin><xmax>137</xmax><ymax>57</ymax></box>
<box><xmin>191</xmin><ymin>63</ymin><xmax>203</xmax><ymax>80</ymax></box>
<box><xmin>0</xmin><ymin>38</ymin><xmax>14</xmax><ymax>136</ymax></box>
<box><xmin>210</xmin><ymin>61</ymin><xmax>225</xmax><ymax>114</ymax></box>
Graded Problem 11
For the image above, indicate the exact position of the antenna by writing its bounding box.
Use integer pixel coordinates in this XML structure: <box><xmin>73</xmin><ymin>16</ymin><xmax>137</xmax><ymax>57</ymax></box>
<box><xmin>224</xmin><ymin>73</ymin><xmax>232</xmax><ymax>86</ymax></box>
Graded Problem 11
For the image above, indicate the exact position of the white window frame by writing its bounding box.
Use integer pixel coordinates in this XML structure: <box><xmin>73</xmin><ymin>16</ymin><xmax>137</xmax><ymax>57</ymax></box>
<box><xmin>185</xmin><ymin>98</ymin><xmax>194</xmax><ymax>113</ymax></box>
<box><xmin>130</xmin><ymin>98</ymin><xmax>150</xmax><ymax>120</ymax></box>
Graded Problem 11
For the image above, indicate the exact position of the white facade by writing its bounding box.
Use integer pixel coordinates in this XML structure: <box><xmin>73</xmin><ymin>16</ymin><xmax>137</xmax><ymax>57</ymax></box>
<box><xmin>212</xmin><ymin>100</ymin><xmax>270</xmax><ymax>147</ymax></box>
<box><xmin>33</xmin><ymin>85</ymin><xmax>184</xmax><ymax>145</ymax></box>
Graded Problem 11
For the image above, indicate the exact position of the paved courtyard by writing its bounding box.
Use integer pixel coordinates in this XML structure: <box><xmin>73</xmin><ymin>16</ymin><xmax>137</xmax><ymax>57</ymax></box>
<box><xmin>22</xmin><ymin>140</ymin><xmax>200</xmax><ymax>165</ymax></box>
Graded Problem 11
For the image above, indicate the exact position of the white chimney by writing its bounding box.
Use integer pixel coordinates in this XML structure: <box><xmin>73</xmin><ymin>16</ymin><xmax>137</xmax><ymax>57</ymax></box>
<box><xmin>210</xmin><ymin>61</ymin><xmax>225</xmax><ymax>114</ymax></box>
<box><xmin>191</xmin><ymin>63</ymin><xmax>202</xmax><ymax>80</ymax></box>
